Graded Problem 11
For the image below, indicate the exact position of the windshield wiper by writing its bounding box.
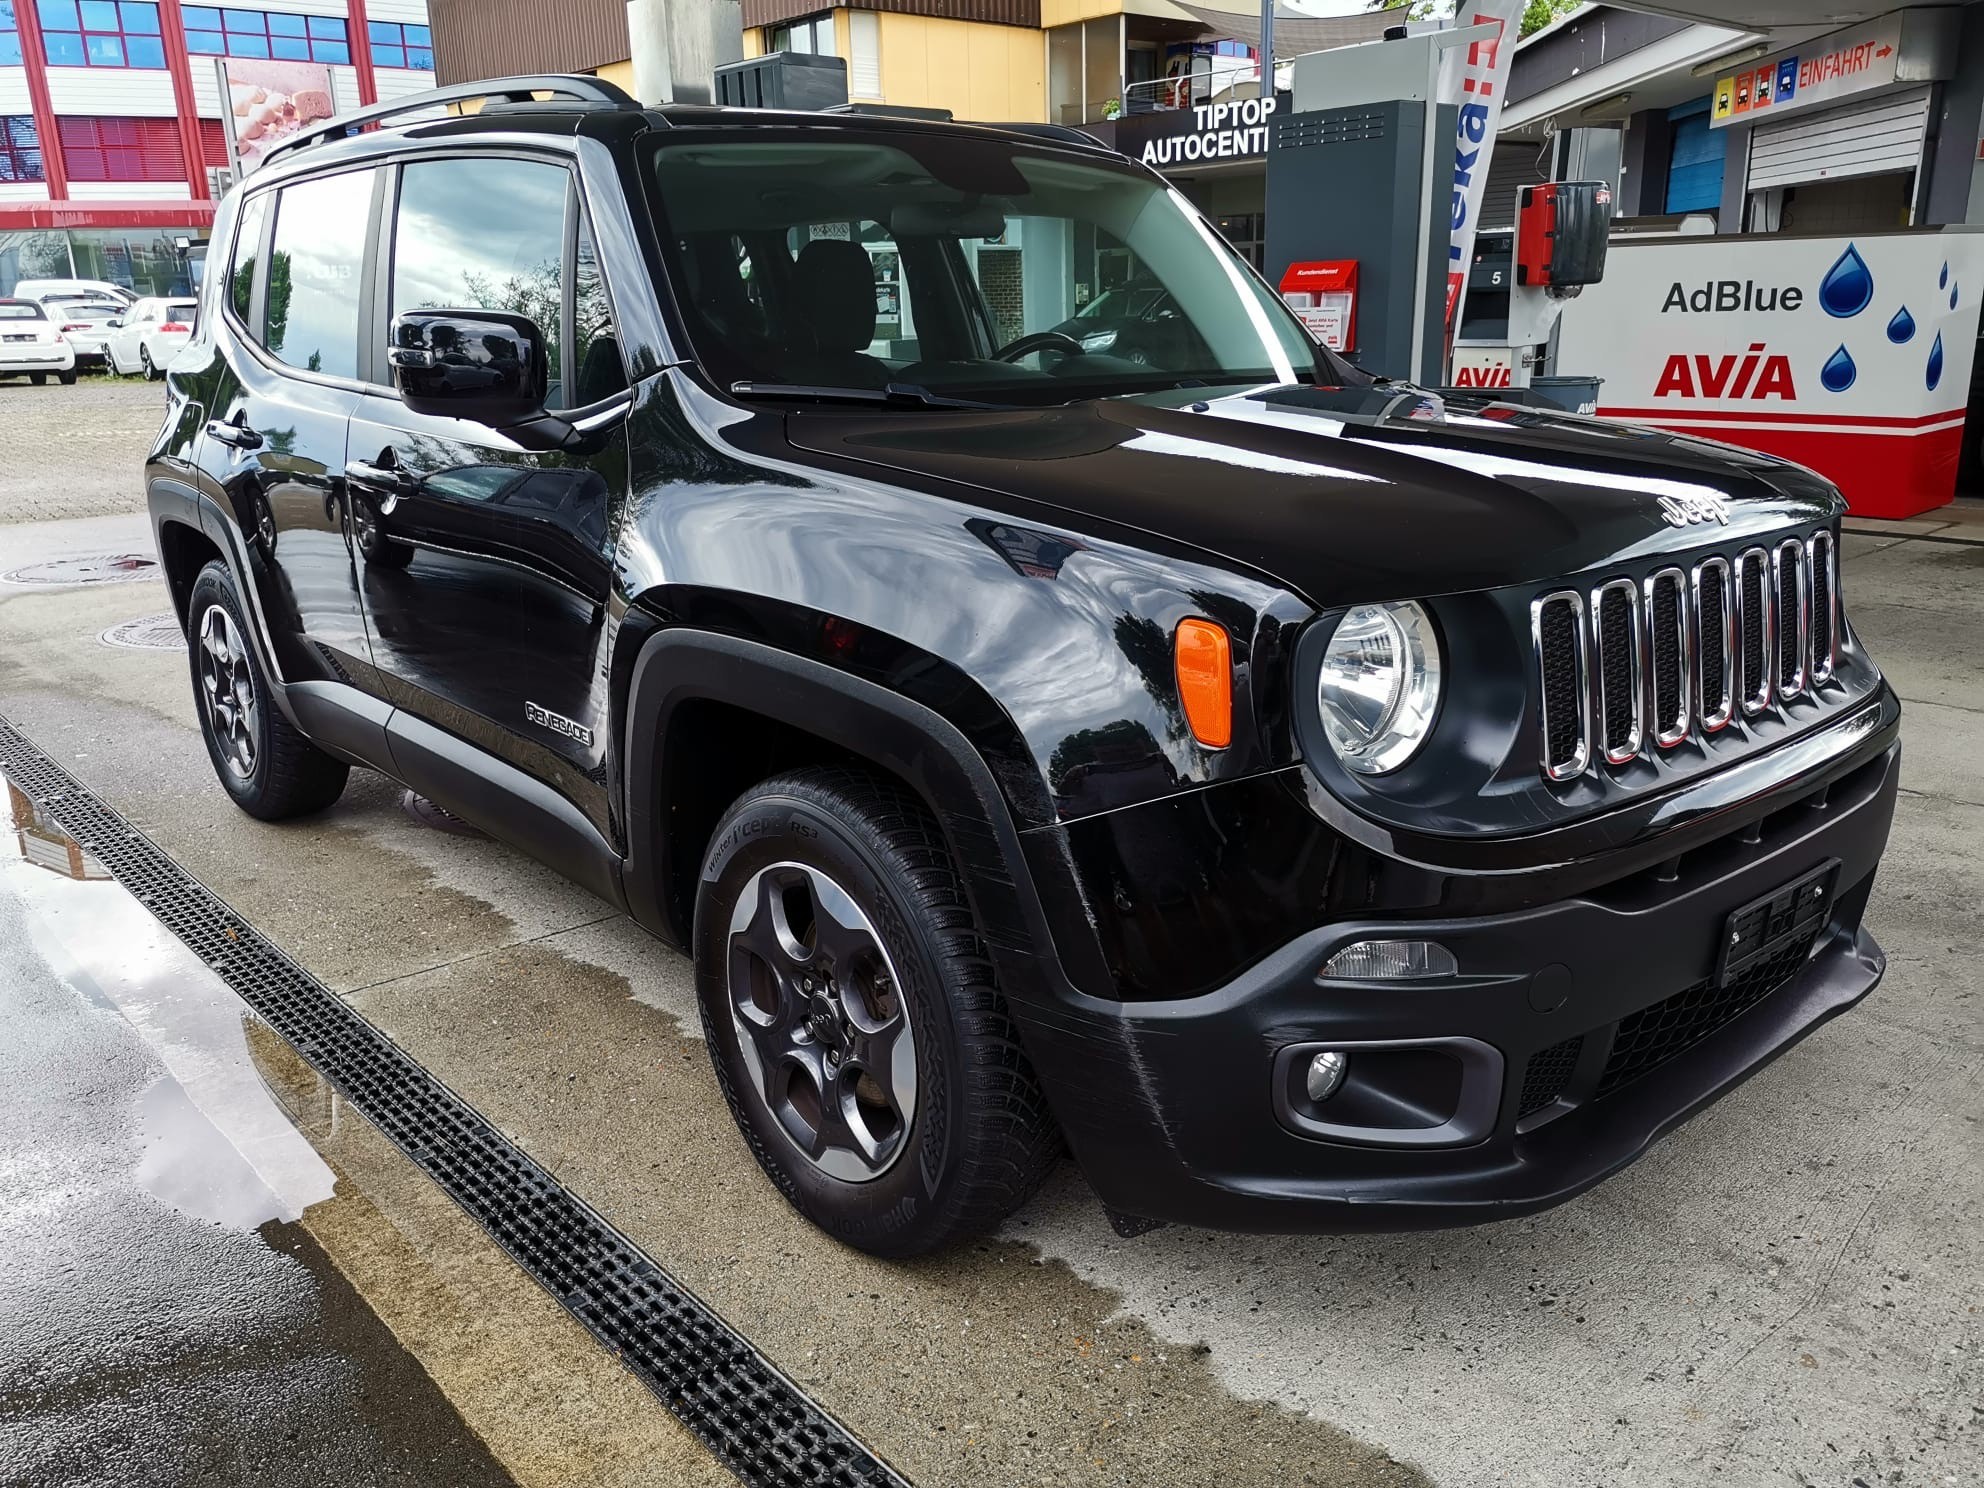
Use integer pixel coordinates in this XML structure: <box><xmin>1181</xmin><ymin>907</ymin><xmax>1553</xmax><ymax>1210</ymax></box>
<box><xmin>729</xmin><ymin>380</ymin><xmax>1006</xmax><ymax>410</ymax></box>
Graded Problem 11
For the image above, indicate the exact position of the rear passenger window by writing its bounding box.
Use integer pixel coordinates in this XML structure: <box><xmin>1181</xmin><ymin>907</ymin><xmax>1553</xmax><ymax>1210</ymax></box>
<box><xmin>393</xmin><ymin>158</ymin><xmax>572</xmax><ymax>405</ymax></box>
<box><xmin>228</xmin><ymin>193</ymin><xmax>268</xmax><ymax>326</ymax></box>
<box><xmin>266</xmin><ymin>168</ymin><xmax>374</xmax><ymax>380</ymax></box>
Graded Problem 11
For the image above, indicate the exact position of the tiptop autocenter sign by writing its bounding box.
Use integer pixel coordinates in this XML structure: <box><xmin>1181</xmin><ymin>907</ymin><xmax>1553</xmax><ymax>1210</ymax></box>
<box><xmin>1556</xmin><ymin>230</ymin><xmax>1984</xmax><ymax>518</ymax></box>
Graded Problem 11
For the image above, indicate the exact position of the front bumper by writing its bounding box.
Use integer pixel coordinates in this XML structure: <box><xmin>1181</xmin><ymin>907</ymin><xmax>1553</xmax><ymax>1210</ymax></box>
<box><xmin>1013</xmin><ymin>727</ymin><xmax>1899</xmax><ymax>1233</ymax></box>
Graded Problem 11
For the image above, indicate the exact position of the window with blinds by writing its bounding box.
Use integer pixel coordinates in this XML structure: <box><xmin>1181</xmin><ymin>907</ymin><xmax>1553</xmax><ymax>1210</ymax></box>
<box><xmin>58</xmin><ymin>115</ymin><xmax>185</xmax><ymax>182</ymax></box>
<box><xmin>849</xmin><ymin>10</ymin><xmax>880</xmax><ymax>98</ymax></box>
<box><xmin>0</xmin><ymin>117</ymin><xmax>43</xmax><ymax>183</ymax></box>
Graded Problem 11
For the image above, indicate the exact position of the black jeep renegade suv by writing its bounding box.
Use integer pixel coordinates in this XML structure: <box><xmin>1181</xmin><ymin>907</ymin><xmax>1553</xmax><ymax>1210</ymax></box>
<box><xmin>147</xmin><ymin>76</ymin><xmax>1899</xmax><ymax>1257</ymax></box>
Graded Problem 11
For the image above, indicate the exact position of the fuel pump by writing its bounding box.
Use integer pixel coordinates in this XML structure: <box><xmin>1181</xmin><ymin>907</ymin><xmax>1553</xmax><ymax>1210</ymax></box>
<box><xmin>1451</xmin><ymin>180</ymin><xmax>1612</xmax><ymax>394</ymax></box>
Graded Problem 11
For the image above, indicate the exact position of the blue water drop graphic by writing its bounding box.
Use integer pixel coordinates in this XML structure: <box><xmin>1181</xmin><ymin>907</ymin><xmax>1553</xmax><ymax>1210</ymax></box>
<box><xmin>1819</xmin><ymin>244</ymin><xmax>1874</xmax><ymax>318</ymax></box>
<box><xmin>1820</xmin><ymin>345</ymin><xmax>1857</xmax><ymax>392</ymax></box>
<box><xmin>1927</xmin><ymin>332</ymin><xmax>1943</xmax><ymax>392</ymax></box>
<box><xmin>1951</xmin><ymin>282</ymin><xmax>1960</xmax><ymax>310</ymax></box>
<box><xmin>1887</xmin><ymin>305</ymin><xmax>1915</xmax><ymax>343</ymax></box>
<box><xmin>1939</xmin><ymin>261</ymin><xmax>1948</xmax><ymax>289</ymax></box>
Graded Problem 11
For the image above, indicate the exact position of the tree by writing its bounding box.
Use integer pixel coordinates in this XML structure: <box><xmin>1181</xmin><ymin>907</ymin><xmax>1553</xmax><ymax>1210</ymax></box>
<box><xmin>1519</xmin><ymin>0</ymin><xmax>1581</xmax><ymax>38</ymax></box>
<box><xmin>1365</xmin><ymin>0</ymin><xmax>1584</xmax><ymax>36</ymax></box>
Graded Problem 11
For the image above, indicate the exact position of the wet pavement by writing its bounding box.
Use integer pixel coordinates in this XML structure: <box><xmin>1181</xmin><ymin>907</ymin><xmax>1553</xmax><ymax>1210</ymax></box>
<box><xmin>0</xmin><ymin>498</ymin><xmax>1980</xmax><ymax>1488</ymax></box>
<box><xmin>0</xmin><ymin>784</ymin><xmax>513</xmax><ymax>1488</ymax></box>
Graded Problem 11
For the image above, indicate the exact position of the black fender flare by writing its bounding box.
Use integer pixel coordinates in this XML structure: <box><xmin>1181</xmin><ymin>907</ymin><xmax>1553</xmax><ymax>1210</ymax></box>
<box><xmin>148</xmin><ymin>474</ymin><xmax>311</xmax><ymax>736</ymax></box>
<box><xmin>620</xmin><ymin>628</ymin><xmax>1111</xmax><ymax>1003</ymax></box>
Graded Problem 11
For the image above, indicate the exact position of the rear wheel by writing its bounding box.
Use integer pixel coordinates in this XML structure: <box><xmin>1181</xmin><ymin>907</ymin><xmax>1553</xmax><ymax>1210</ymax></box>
<box><xmin>187</xmin><ymin>561</ymin><xmax>349</xmax><ymax>820</ymax></box>
<box><xmin>56</xmin><ymin>370</ymin><xmax>76</xmax><ymax>386</ymax></box>
<box><xmin>140</xmin><ymin>345</ymin><xmax>160</xmax><ymax>381</ymax></box>
<box><xmin>695</xmin><ymin>767</ymin><xmax>1060</xmax><ymax>1257</ymax></box>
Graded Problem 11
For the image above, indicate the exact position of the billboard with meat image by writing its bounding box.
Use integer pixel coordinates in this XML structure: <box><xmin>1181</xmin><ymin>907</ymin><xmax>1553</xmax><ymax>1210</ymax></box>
<box><xmin>216</xmin><ymin>57</ymin><xmax>337</xmax><ymax>174</ymax></box>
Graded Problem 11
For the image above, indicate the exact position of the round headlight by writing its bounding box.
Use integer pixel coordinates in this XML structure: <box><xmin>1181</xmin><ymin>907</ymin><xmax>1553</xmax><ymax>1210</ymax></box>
<box><xmin>1318</xmin><ymin>601</ymin><xmax>1442</xmax><ymax>774</ymax></box>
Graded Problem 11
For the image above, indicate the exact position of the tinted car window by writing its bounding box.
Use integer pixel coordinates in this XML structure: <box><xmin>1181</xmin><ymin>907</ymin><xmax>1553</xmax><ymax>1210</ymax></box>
<box><xmin>267</xmin><ymin>168</ymin><xmax>374</xmax><ymax>379</ymax></box>
<box><xmin>0</xmin><ymin>302</ymin><xmax>45</xmax><ymax>320</ymax></box>
<box><xmin>571</xmin><ymin>217</ymin><xmax>626</xmax><ymax>407</ymax></box>
<box><xmin>392</xmin><ymin>157</ymin><xmax>572</xmax><ymax>406</ymax></box>
<box><xmin>228</xmin><ymin>192</ymin><xmax>269</xmax><ymax>326</ymax></box>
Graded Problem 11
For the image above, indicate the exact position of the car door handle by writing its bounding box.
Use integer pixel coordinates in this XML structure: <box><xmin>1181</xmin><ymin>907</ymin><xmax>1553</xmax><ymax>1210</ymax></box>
<box><xmin>344</xmin><ymin>456</ymin><xmax>419</xmax><ymax>506</ymax></box>
<box><xmin>205</xmin><ymin>417</ymin><xmax>262</xmax><ymax>450</ymax></box>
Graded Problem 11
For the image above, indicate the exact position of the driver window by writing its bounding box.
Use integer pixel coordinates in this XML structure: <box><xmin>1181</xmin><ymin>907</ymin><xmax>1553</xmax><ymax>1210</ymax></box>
<box><xmin>392</xmin><ymin>157</ymin><xmax>570</xmax><ymax>407</ymax></box>
<box><xmin>956</xmin><ymin>222</ymin><xmax>1195</xmax><ymax>371</ymax></box>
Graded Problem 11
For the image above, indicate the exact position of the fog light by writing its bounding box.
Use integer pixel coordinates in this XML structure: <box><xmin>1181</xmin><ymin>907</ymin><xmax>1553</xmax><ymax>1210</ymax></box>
<box><xmin>1305</xmin><ymin>1050</ymin><xmax>1349</xmax><ymax>1102</ymax></box>
<box><xmin>1321</xmin><ymin>939</ymin><xmax>1457</xmax><ymax>981</ymax></box>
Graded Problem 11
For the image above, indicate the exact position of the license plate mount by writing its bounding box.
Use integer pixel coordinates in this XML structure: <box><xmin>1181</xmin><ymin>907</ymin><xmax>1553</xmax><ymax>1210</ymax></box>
<box><xmin>1716</xmin><ymin>859</ymin><xmax>1838</xmax><ymax>986</ymax></box>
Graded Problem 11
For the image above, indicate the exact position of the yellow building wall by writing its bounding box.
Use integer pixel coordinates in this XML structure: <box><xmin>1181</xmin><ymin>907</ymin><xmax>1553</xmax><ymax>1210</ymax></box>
<box><xmin>1039</xmin><ymin>0</ymin><xmax>1127</xmax><ymax>25</ymax></box>
<box><xmin>591</xmin><ymin>58</ymin><xmax>638</xmax><ymax>92</ymax></box>
<box><xmin>866</xmin><ymin>12</ymin><xmax>1045</xmax><ymax>121</ymax></box>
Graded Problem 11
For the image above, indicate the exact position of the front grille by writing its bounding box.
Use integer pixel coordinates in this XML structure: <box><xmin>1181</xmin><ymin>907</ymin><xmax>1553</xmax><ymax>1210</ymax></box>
<box><xmin>1593</xmin><ymin>578</ymin><xmax>1642</xmax><ymax>763</ymax></box>
<box><xmin>1809</xmin><ymin>530</ymin><xmax>1836</xmax><ymax>683</ymax></box>
<box><xmin>1775</xmin><ymin>539</ymin><xmax>1807</xmax><ymax>699</ymax></box>
<box><xmin>1533</xmin><ymin>592</ymin><xmax>1588</xmax><ymax>780</ymax></box>
<box><xmin>1534</xmin><ymin>530</ymin><xmax>1841</xmax><ymax>781</ymax></box>
<box><xmin>1645</xmin><ymin>568</ymin><xmax>1688</xmax><ymax>747</ymax></box>
<box><xmin>1517</xmin><ymin>1034</ymin><xmax>1583</xmax><ymax>1117</ymax></box>
<box><xmin>1594</xmin><ymin>930</ymin><xmax>1818</xmax><ymax>1098</ymax></box>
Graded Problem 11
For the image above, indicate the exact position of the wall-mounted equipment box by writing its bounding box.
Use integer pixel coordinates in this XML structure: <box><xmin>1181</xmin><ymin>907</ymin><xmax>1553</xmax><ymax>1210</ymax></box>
<box><xmin>714</xmin><ymin>52</ymin><xmax>848</xmax><ymax>111</ymax></box>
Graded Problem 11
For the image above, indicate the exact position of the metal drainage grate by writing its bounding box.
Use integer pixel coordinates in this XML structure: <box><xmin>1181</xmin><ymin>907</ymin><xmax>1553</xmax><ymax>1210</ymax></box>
<box><xmin>401</xmin><ymin>788</ymin><xmax>486</xmax><ymax>838</ymax></box>
<box><xmin>101</xmin><ymin>612</ymin><xmax>188</xmax><ymax>651</ymax></box>
<box><xmin>0</xmin><ymin>714</ymin><xmax>906</xmax><ymax>1488</ymax></box>
<box><xmin>2</xmin><ymin>552</ymin><xmax>160</xmax><ymax>586</ymax></box>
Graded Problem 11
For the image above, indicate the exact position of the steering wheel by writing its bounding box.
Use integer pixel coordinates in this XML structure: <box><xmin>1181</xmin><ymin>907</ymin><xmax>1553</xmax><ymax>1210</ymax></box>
<box><xmin>992</xmin><ymin>330</ymin><xmax>1086</xmax><ymax>363</ymax></box>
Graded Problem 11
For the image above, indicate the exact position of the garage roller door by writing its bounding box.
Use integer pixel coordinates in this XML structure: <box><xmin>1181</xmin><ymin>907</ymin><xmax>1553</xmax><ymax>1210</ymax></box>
<box><xmin>1747</xmin><ymin>85</ymin><xmax>1931</xmax><ymax>190</ymax></box>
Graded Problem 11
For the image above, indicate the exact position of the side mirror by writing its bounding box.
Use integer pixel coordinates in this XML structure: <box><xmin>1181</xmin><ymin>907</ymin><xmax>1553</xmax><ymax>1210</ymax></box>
<box><xmin>107</xmin><ymin>318</ymin><xmax>124</xmax><ymax>329</ymax></box>
<box><xmin>388</xmin><ymin>309</ymin><xmax>548</xmax><ymax>424</ymax></box>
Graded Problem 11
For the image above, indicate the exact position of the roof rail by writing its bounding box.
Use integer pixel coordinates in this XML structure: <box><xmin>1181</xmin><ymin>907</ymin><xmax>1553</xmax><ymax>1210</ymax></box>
<box><xmin>257</xmin><ymin>73</ymin><xmax>643</xmax><ymax>170</ymax></box>
<box><xmin>988</xmin><ymin>122</ymin><xmax>1106</xmax><ymax>150</ymax></box>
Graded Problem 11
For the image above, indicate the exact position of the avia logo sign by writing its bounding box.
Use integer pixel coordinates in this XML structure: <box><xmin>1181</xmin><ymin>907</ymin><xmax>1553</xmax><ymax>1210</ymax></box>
<box><xmin>1451</xmin><ymin>364</ymin><xmax>1513</xmax><ymax>388</ymax></box>
<box><xmin>1653</xmin><ymin>342</ymin><xmax>1797</xmax><ymax>400</ymax></box>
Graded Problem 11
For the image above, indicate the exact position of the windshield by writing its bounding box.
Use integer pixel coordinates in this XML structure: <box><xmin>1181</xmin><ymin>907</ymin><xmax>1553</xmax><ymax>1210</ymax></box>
<box><xmin>644</xmin><ymin>130</ymin><xmax>1363</xmax><ymax>404</ymax></box>
<box><xmin>0</xmin><ymin>303</ymin><xmax>45</xmax><ymax>321</ymax></box>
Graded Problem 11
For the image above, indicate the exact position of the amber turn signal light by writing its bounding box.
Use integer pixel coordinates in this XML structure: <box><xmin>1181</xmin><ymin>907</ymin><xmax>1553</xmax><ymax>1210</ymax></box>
<box><xmin>1174</xmin><ymin>618</ymin><xmax>1233</xmax><ymax>749</ymax></box>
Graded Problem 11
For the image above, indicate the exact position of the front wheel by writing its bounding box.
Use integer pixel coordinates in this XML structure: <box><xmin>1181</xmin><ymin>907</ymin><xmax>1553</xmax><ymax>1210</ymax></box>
<box><xmin>695</xmin><ymin>768</ymin><xmax>1061</xmax><ymax>1257</ymax></box>
<box><xmin>57</xmin><ymin>370</ymin><xmax>76</xmax><ymax>385</ymax></box>
<box><xmin>28</xmin><ymin>373</ymin><xmax>45</xmax><ymax>386</ymax></box>
<box><xmin>187</xmin><ymin>561</ymin><xmax>349</xmax><ymax>820</ymax></box>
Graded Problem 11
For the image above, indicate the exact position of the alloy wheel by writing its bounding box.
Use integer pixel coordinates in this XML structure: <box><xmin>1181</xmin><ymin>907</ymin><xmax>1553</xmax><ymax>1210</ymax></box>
<box><xmin>726</xmin><ymin>861</ymin><xmax>917</xmax><ymax>1182</ymax></box>
<box><xmin>197</xmin><ymin>604</ymin><xmax>258</xmax><ymax>779</ymax></box>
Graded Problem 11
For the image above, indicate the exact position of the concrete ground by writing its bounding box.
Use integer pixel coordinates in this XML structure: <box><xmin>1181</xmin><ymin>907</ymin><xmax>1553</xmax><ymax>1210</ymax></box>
<box><xmin>0</xmin><ymin>389</ymin><xmax>1978</xmax><ymax>1488</ymax></box>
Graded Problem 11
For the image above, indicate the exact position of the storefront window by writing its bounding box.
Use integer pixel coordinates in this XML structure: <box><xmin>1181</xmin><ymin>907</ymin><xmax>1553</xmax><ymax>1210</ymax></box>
<box><xmin>1046</xmin><ymin>17</ymin><xmax>1124</xmax><ymax>126</ymax></box>
<box><xmin>365</xmin><ymin>20</ymin><xmax>430</xmax><ymax>70</ymax></box>
<box><xmin>66</xmin><ymin>227</ymin><xmax>200</xmax><ymax>296</ymax></box>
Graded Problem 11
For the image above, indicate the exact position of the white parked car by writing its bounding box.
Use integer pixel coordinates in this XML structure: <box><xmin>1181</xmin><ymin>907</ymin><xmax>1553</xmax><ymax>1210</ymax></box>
<box><xmin>104</xmin><ymin>298</ymin><xmax>199</xmax><ymax>379</ymax></box>
<box><xmin>44</xmin><ymin>298</ymin><xmax>127</xmax><ymax>368</ymax></box>
<box><xmin>0</xmin><ymin>299</ymin><xmax>78</xmax><ymax>384</ymax></box>
<box><xmin>9</xmin><ymin>277</ymin><xmax>136</xmax><ymax>309</ymax></box>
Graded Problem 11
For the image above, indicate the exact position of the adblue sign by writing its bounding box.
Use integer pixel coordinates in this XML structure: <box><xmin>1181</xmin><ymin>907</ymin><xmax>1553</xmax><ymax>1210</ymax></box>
<box><xmin>1555</xmin><ymin>231</ymin><xmax>1984</xmax><ymax>518</ymax></box>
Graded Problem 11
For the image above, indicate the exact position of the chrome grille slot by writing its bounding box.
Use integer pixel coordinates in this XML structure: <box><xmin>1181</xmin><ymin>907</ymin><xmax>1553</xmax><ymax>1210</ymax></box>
<box><xmin>1736</xmin><ymin>547</ymin><xmax>1772</xmax><ymax>717</ymax></box>
<box><xmin>1534</xmin><ymin>529</ymin><xmax>1840</xmax><ymax>783</ymax></box>
<box><xmin>1591</xmin><ymin>578</ymin><xmax>1643</xmax><ymax>766</ymax></box>
<box><xmin>1693</xmin><ymin>556</ymin><xmax>1734</xmax><ymax>731</ymax></box>
<box><xmin>1532</xmin><ymin>591</ymin><xmax>1589</xmax><ymax>781</ymax></box>
<box><xmin>1808</xmin><ymin>530</ymin><xmax>1837</xmax><ymax>683</ymax></box>
<box><xmin>1774</xmin><ymin>538</ymin><xmax>1808</xmax><ymax>699</ymax></box>
<box><xmin>1644</xmin><ymin>567</ymin><xmax>1690</xmax><ymax>748</ymax></box>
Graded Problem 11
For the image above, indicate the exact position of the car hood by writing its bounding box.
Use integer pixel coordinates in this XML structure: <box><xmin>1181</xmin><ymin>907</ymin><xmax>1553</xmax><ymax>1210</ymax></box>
<box><xmin>783</xmin><ymin>383</ymin><xmax>1842</xmax><ymax>606</ymax></box>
